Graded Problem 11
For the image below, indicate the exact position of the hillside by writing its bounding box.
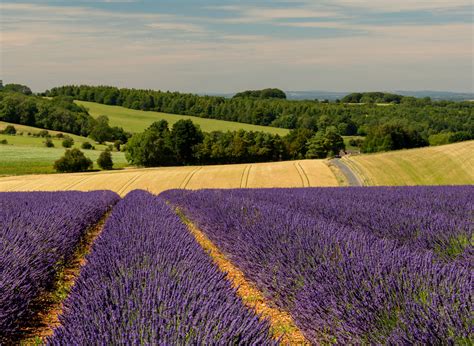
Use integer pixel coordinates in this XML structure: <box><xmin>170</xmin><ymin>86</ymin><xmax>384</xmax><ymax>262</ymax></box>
<box><xmin>0</xmin><ymin>160</ymin><xmax>339</xmax><ymax>196</ymax></box>
<box><xmin>76</xmin><ymin>101</ymin><xmax>290</xmax><ymax>135</ymax></box>
<box><xmin>342</xmin><ymin>141</ymin><xmax>474</xmax><ymax>185</ymax></box>
<box><xmin>0</xmin><ymin>122</ymin><xmax>127</xmax><ymax>175</ymax></box>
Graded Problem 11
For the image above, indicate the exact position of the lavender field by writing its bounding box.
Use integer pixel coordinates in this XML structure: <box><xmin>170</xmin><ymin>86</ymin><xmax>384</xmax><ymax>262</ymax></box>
<box><xmin>0</xmin><ymin>191</ymin><xmax>119</xmax><ymax>339</ymax></box>
<box><xmin>49</xmin><ymin>191</ymin><xmax>273</xmax><ymax>344</ymax></box>
<box><xmin>163</xmin><ymin>186</ymin><xmax>473</xmax><ymax>344</ymax></box>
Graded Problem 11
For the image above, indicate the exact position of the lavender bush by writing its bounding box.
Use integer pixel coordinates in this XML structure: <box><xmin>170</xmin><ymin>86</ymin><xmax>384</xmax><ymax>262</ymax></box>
<box><xmin>163</xmin><ymin>187</ymin><xmax>473</xmax><ymax>344</ymax></box>
<box><xmin>0</xmin><ymin>191</ymin><xmax>119</xmax><ymax>339</ymax></box>
<box><xmin>48</xmin><ymin>190</ymin><xmax>273</xmax><ymax>344</ymax></box>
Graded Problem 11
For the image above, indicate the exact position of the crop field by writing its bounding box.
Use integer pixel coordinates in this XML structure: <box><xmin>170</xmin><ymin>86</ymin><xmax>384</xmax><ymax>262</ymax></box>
<box><xmin>76</xmin><ymin>100</ymin><xmax>290</xmax><ymax>135</ymax></box>
<box><xmin>0</xmin><ymin>145</ymin><xmax>128</xmax><ymax>176</ymax></box>
<box><xmin>2</xmin><ymin>186</ymin><xmax>471</xmax><ymax>344</ymax></box>
<box><xmin>343</xmin><ymin>140</ymin><xmax>474</xmax><ymax>185</ymax></box>
<box><xmin>0</xmin><ymin>160</ymin><xmax>338</xmax><ymax>195</ymax></box>
<box><xmin>164</xmin><ymin>186</ymin><xmax>473</xmax><ymax>344</ymax></box>
<box><xmin>0</xmin><ymin>191</ymin><xmax>119</xmax><ymax>341</ymax></box>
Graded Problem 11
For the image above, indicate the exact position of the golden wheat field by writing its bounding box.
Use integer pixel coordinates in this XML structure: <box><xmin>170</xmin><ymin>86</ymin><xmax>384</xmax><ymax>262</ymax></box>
<box><xmin>0</xmin><ymin>160</ymin><xmax>339</xmax><ymax>196</ymax></box>
<box><xmin>342</xmin><ymin>140</ymin><xmax>474</xmax><ymax>186</ymax></box>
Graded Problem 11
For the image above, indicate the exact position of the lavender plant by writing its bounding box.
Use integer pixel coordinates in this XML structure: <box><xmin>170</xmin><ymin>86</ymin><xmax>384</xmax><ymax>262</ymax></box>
<box><xmin>0</xmin><ymin>191</ymin><xmax>119</xmax><ymax>339</ymax></box>
<box><xmin>163</xmin><ymin>187</ymin><xmax>473</xmax><ymax>344</ymax></box>
<box><xmin>48</xmin><ymin>190</ymin><xmax>273</xmax><ymax>344</ymax></box>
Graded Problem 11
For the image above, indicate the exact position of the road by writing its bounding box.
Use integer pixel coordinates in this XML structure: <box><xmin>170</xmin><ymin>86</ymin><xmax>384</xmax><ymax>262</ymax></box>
<box><xmin>331</xmin><ymin>158</ymin><xmax>363</xmax><ymax>187</ymax></box>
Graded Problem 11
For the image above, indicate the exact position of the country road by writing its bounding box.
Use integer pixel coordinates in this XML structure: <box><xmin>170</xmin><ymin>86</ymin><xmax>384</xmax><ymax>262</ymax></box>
<box><xmin>331</xmin><ymin>158</ymin><xmax>363</xmax><ymax>187</ymax></box>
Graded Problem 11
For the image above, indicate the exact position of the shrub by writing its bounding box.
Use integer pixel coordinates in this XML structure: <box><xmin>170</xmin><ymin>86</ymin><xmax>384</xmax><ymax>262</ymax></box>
<box><xmin>62</xmin><ymin>136</ymin><xmax>74</xmax><ymax>148</ymax></box>
<box><xmin>54</xmin><ymin>149</ymin><xmax>93</xmax><ymax>173</ymax></box>
<box><xmin>114</xmin><ymin>140</ymin><xmax>122</xmax><ymax>151</ymax></box>
<box><xmin>97</xmin><ymin>149</ymin><xmax>113</xmax><ymax>170</ymax></box>
<box><xmin>2</xmin><ymin>125</ymin><xmax>16</xmax><ymax>135</ymax></box>
<box><xmin>44</xmin><ymin>138</ymin><xmax>54</xmax><ymax>147</ymax></box>
<box><xmin>55</xmin><ymin>133</ymin><xmax>65</xmax><ymax>138</ymax></box>
<box><xmin>81</xmin><ymin>141</ymin><xmax>93</xmax><ymax>150</ymax></box>
<box><xmin>38</xmin><ymin>130</ymin><xmax>50</xmax><ymax>138</ymax></box>
<box><xmin>0</xmin><ymin>139</ymin><xmax>8</xmax><ymax>145</ymax></box>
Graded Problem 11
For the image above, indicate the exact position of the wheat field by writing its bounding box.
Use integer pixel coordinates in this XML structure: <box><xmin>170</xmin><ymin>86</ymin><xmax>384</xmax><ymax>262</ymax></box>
<box><xmin>0</xmin><ymin>160</ymin><xmax>339</xmax><ymax>196</ymax></box>
<box><xmin>342</xmin><ymin>140</ymin><xmax>474</xmax><ymax>186</ymax></box>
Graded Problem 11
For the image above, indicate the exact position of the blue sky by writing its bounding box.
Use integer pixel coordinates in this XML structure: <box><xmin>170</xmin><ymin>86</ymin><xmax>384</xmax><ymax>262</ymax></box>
<box><xmin>1</xmin><ymin>0</ymin><xmax>473</xmax><ymax>92</ymax></box>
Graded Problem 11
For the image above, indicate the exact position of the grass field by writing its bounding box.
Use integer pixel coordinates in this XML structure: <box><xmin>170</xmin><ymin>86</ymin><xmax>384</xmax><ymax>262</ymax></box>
<box><xmin>342</xmin><ymin>141</ymin><xmax>474</xmax><ymax>185</ymax></box>
<box><xmin>0</xmin><ymin>146</ymin><xmax>128</xmax><ymax>176</ymax></box>
<box><xmin>76</xmin><ymin>100</ymin><xmax>290</xmax><ymax>135</ymax></box>
<box><xmin>0</xmin><ymin>160</ymin><xmax>339</xmax><ymax>195</ymax></box>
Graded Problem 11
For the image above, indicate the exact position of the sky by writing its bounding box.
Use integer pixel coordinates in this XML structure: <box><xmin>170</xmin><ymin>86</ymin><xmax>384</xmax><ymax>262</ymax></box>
<box><xmin>1</xmin><ymin>0</ymin><xmax>473</xmax><ymax>93</ymax></box>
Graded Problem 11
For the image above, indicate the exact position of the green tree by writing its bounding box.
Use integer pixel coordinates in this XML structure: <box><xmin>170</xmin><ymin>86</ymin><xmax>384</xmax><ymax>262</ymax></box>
<box><xmin>54</xmin><ymin>149</ymin><xmax>93</xmax><ymax>172</ymax></box>
<box><xmin>44</xmin><ymin>138</ymin><xmax>54</xmax><ymax>147</ymax></box>
<box><xmin>62</xmin><ymin>136</ymin><xmax>74</xmax><ymax>148</ymax></box>
<box><xmin>171</xmin><ymin>120</ymin><xmax>203</xmax><ymax>164</ymax></box>
<box><xmin>126</xmin><ymin>120</ymin><xmax>174</xmax><ymax>167</ymax></box>
<box><xmin>81</xmin><ymin>141</ymin><xmax>93</xmax><ymax>149</ymax></box>
<box><xmin>97</xmin><ymin>149</ymin><xmax>113</xmax><ymax>170</ymax></box>
<box><xmin>306</xmin><ymin>127</ymin><xmax>345</xmax><ymax>158</ymax></box>
<box><xmin>2</xmin><ymin>125</ymin><xmax>16</xmax><ymax>135</ymax></box>
<box><xmin>89</xmin><ymin>115</ymin><xmax>112</xmax><ymax>143</ymax></box>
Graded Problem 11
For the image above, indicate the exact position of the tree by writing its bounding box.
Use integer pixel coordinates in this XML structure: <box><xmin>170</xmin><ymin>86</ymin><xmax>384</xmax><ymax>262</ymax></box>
<box><xmin>2</xmin><ymin>84</ymin><xmax>32</xmax><ymax>95</ymax></box>
<box><xmin>125</xmin><ymin>120</ymin><xmax>175</xmax><ymax>167</ymax></box>
<box><xmin>62</xmin><ymin>136</ymin><xmax>74</xmax><ymax>148</ymax></box>
<box><xmin>81</xmin><ymin>141</ymin><xmax>93</xmax><ymax>149</ymax></box>
<box><xmin>44</xmin><ymin>138</ymin><xmax>54</xmax><ymax>147</ymax></box>
<box><xmin>171</xmin><ymin>120</ymin><xmax>203</xmax><ymax>164</ymax></box>
<box><xmin>306</xmin><ymin>127</ymin><xmax>345</xmax><ymax>159</ymax></box>
<box><xmin>97</xmin><ymin>149</ymin><xmax>113</xmax><ymax>170</ymax></box>
<box><xmin>2</xmin><ymin>125</ymin><xmax>16</xmax><ymax>135</ymax></box>
<box><xmin>54</xmin><ymin>149</ymin><xmax>93</xmax><ymax>172</ymax></box>
<box><xmin>113</xmin><ymin>140</ymin><xmax>122</xmax><ymax>151</ymax></box>
<box><xmin>89</xmin><ymin>115</ymin><xmax>112</xmax><ymax>143</ymax></box>
<box><xmin>362</xmin><ymin>123</ymin><xmax>428</xmax><ymax>153</ymax></box>
<box><xmin>283</xmin><ymin>128</ymin><xmax>314</xmax><ymax>159</ymax></box>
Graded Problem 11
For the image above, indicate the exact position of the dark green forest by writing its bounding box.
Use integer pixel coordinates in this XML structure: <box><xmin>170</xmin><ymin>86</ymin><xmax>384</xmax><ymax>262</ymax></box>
<box><xmin>46</xmin><ymin>86</ymin><xmax>473</xmax><ymax>144</ymax></box>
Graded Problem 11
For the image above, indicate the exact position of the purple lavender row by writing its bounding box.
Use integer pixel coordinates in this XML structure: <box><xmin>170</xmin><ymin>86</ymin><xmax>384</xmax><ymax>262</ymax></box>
<box><xmin>213</xmin><ymin>186</ymin><xmax>474</xmax><ymax>263</ymax></box>
<box><xmin>162</xmin><ymin>188</ymin><xmax>472</xmax><ymax>344</ymax></box>
<box><xmin>48</xmin><ymin>190</ymin><xmax>273</xmax><ymax>344</ymax></box>
<box><xmin>0</xmin><ymin>191</ymin><xmax>119</xmax><ymax>339</ymax></box>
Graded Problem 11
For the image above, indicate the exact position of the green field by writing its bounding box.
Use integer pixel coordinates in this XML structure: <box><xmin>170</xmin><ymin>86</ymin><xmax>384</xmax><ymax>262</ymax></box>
<box><xmin>0</xmin><ymin>145</ymin><xmax>128</xmax><ymax>176</ymax></box>
<box><xmin>342</xmin><ymin>141</ymin><xmax>474</xmax><ymax>185</ymax></box>
<box><xmin>0</xmin><ymin>121</ymin><xmax>110</xmax><ymax>150</ymax></box>
<box><xmin>75</xmin><ymin>100</ymin><xmax>290</xmax><ymax>135</ymax></box>
<box><xmin>0</xmin><ymin>122</ymin><xmax>127</xmax><ymax>176</ymax></box>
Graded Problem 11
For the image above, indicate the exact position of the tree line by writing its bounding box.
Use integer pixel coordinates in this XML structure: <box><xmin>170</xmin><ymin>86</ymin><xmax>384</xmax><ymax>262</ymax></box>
<box><xmin>125</xmin><ymin>119</ymin><xmax>345</xmax><ymax>167</ymax></box>
<box><xmin>46</xmin><ymin>85</ymin><xmax>473</xmax><ymax>143</ymax></box>
<box><xmin>0</xmin><ymin>86</ymin><xmax>130</xmax><ymax>143</ymax></box>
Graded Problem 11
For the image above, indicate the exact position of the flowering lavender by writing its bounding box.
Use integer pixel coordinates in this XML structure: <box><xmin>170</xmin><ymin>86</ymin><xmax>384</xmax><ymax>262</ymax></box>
<box><xmin>163</xmin><ymin>187</ymin><xmax>473</xmax><ymax>344</ymax></box>
<box><xmin>0</xmin><ymin>191</ymin><xmax>119</xmax><ymax>339</ymax></box>
<box><xmin>48</xmin><ymin>190</ymin><xmax>273</xmax><ymax>344</ymax></box>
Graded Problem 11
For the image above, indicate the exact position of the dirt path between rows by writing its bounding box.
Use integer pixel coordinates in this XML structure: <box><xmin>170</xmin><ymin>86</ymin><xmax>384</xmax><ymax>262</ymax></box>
<box><xmin>12</xmin><ymin>211</ymin><xmax>111</xmax><ymax>345</ymax></box>
<box><xmin>175</xmin><ymin>208</ymin><xmax>310</xmax><ymax>345</ymax></box>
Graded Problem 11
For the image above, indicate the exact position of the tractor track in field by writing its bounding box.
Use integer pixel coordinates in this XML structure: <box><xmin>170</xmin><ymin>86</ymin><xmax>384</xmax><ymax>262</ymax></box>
<box><xmin>240</xmin><ymin>165</ymin><xmax>252</xmax><ymax>188</ymax></box>
<box><xmin>180</xmin><ymin>167</ymin><xmax>202</xmax><ymax>189</ymax></box>
<box><xmin>175</xmin><ymin>208</ymin><xmax>310</xmax><ymax>345</ymax></box>
<box><xmin>12</xmin><ymin>211</ymin><xmax>111</xmax><ymax>344</ymax></box>
<box><xmin>294</xmin><ymin>162</ymin><xmax>310</xmax><ymax>187</ymax></box>
<box><xmin>117</xmin><ymin>173</ymin><xmax>143</xmax><ymax>196</ymax></box>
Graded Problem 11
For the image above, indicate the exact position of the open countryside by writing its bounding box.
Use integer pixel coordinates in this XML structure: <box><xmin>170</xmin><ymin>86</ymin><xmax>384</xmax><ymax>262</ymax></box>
<box><xmin>76</xmin><ymin>100</ymin><xmax>290</xmax><ymax>135</ymax></box>
<box><xmin>1</xmin><ymin>0</ymin><xmax>472</xmax><ymax>344</ymax></box>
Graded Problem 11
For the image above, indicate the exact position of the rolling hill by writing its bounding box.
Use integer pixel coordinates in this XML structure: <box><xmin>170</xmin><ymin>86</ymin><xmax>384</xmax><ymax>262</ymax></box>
<box><xmin>342</xmin><ymin>140</ymin><xmax>474</xmax><ymax>185</ymax></box>
<box><xmin>76</xmin><ymin>100</ymin><xmax>290</xmax><ymax>135</ymax></box>
<box><xmin>0</xmin><ymin>122</ymin><xmax>127</xmax><ymax>175</ymax></box>
<box><xmin>0</xmin><ymin>160</ymin><xmax>338</xmax><ymax>196</ymax></box>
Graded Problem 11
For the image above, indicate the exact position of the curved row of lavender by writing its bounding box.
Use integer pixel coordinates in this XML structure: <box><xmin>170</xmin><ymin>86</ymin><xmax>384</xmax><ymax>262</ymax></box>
<box><xmin>49</xmin><ymin>190</ymin><xmax>274</xmax><ymax>344</ymax></box>
<box><xmin>0</xmin><ymin>191</ymin><xmax>119</xmax><ymax>339</ymax></box>
<box><xmin>162</xmin><ymin>187</ymin><xmax>473</xmax><ymax>344</ymax></box>
<box><xmin>220</xmin><ymin>186</ymin><xmax>473</xmax><ymax>263</ymax></box>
